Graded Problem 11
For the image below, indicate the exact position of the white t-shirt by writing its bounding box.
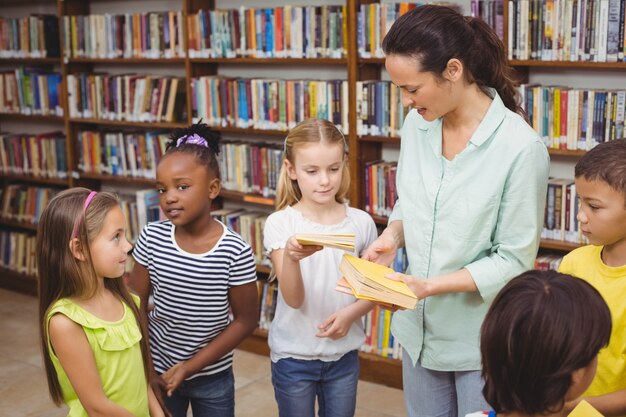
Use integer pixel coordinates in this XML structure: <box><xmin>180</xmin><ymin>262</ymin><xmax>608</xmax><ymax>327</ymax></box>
<box><xmin>263</xmin><ymin>205</ymin><xmax>377</xmax><ymax>362</ymax></box>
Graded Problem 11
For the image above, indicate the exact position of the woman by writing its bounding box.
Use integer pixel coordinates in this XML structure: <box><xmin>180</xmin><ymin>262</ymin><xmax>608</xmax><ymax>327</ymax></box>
<box><xmin>363</xmin><ymin>5</ymin><xmax>550</xmax><ymax>416</ymax></box>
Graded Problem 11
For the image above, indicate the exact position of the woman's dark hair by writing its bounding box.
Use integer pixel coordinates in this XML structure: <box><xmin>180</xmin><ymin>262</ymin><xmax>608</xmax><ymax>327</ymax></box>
<box><xmin>481</xmin><ymin>270</ymin><xmax>611</xmax><ymax>415</ymax></box>
<box><xmin>382</xmin><ymin>4</ymin><xmax>522</xmax><ymax>114</ymax></box>
<box><xmin>165</xmin><ymin>121</ymin><xmax>221</xmax><ymax>178</ymax></box>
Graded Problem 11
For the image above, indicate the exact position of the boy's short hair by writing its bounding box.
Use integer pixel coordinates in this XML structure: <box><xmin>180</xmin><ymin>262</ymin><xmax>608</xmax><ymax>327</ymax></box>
<box><xmin>575</xmin><ymin>139</ymin><xmax>626</xmax><ymax>202</ymax></box>
<box><xmin>481</xmin><ymin>270</ymin><xmax>611</xmax><ymax>415</ymax></box>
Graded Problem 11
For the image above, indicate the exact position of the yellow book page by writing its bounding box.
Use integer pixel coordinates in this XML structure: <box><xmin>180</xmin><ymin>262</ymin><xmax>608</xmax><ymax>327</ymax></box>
<box><xmin>568</xmin><ymin>400</ymin><xmax>603</xmax><ymax>417</ymax></box>
<box><xmin>343</xmin><ymin>254</ymin><xmax>417</xmax><ymax>299</ymax></box>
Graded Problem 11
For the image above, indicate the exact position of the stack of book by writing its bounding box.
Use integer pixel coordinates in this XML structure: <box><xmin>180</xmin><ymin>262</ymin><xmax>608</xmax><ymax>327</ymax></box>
<box><xmin>337</xmin><ymin>254</ymin><xmax>417</xmax><ymax>310</ymax></box>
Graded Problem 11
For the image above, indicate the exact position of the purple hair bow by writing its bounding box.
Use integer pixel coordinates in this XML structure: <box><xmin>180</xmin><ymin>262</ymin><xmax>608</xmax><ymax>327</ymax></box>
<box><xmin>176</xmin><ymin>133</ymin><xmax>208</xmax><ymax>148</ymax></box>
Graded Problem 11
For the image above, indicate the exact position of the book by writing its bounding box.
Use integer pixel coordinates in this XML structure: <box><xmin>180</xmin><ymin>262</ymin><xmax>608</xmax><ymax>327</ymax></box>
<box><xmin>295</xmin><ymin>233</ymin><xmax>355</xmax><ymax>251</ymax></box>
<box><xmin>338</xmin><ymin>254</ymin><xmax>418</xmax><ymax>310</ymax></box>
<box><xmin>568</xmin><ymin>400</ymin><xmax>603</xmax><ymax>417</ymax></box>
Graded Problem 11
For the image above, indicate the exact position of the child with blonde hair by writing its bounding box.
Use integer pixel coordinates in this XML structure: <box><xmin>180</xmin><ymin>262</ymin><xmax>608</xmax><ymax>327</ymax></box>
<box><xmin>38</xmin><ymin>187</ymin><xmax>164</xmax><ymax>416</ymax></box>
<box><xmin>264</xmin><ymin>118</ymin><xmax>377</xmax><ymax>417</ymax></box>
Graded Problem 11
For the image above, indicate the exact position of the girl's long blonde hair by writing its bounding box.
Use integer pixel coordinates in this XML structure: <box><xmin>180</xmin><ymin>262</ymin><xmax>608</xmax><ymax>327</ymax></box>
<box><xmin>37</xmin><ymin>188</ymin><xmax>150</xmax><ymax>405</ymax></box>
<box><xmin>275</xmin><ymin>119</ymin><xmax>350</xmax><ymax>210</ymax></box>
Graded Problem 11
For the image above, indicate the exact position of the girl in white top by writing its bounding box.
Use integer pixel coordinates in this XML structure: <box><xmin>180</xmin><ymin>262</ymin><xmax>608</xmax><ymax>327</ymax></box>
<box><xmin>263</xmin><ymin>118</ymin><xmax>377</xmax><ymax>417</ymax></box>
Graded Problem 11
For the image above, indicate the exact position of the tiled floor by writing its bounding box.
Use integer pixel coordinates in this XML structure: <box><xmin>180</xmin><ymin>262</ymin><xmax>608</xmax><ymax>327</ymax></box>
<box><xmin>0</xmin><ymin>288</ymin><xmax>406</xmax><ymax>417</ymax></box>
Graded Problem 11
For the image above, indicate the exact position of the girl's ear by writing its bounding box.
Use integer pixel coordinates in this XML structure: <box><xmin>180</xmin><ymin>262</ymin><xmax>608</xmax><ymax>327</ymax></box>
<box><xmin>285</xmin><ymin>159</ymin><xmax>297</xmax><ymax>180</ymax></box>
<box><xmin>68</xmin><ymin>238</ymin><xmax>86</xmax><ymax>261</ymax></box>
<box><xmin>208</xmin><ymin>177</ymin><xmax>221</xmax><ymax>200</ymax></box>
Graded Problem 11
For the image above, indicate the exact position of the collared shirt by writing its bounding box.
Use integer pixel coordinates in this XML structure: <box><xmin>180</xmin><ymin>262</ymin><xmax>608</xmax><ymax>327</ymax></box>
<box><xmin>389</xmin><ymin>92</ymin><xmax>550</xmax><ymax>371</ymax></box>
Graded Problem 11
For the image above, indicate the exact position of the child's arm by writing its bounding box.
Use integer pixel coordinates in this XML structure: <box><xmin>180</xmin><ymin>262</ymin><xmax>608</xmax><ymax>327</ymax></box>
<box><xmin>566</xmin><ymin>391</ymin><xmax>626</xmax><ymax>416</ymax></box>
<box><xmin>161</xmin><ymin>281</ymin><xmax>259</xmax><ymax>396</ymax></box>
<box><xmin>148</xmin><ymin>385</ymin><xmax>166</xmax><ymax>417</ymax></box>
<box><xmin>127</xmin><ymin>263</ymin><xmax>169</xmax><ymax>410</ymax></box>
<box><xmin>270</xmin><ymin>236</ymin><xmax>322</xmax><ymax>308</ymax></box>
<box><xmin>48</xmin><ymin>314</ymin><xmax>136</xmax><ymax>417</ymax></box>
<box><xmin>316</xmin><ymin>299</ymin><xmax>374</xmax><ymax>339</ymax></box>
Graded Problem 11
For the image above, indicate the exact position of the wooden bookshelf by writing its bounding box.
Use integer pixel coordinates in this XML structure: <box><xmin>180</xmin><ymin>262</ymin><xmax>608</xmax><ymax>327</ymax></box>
<box><xmin>539</xmin><ymin>239</ymin><xmax>582</xmax><ymax>252</ymax></box>
<box><xmin>0</xmin><ymin>267</ymin><xmax>37</xmax><ymax>296</ymax></box>
<box><xmin>0</xmin><ymin>218</ymin><xmax>38</xmax><ymax>232</ymax></box>
<box><xmin>3</xmin><ymin>0</ymin><xmax>614</xmax><ymax>390</ymax></box>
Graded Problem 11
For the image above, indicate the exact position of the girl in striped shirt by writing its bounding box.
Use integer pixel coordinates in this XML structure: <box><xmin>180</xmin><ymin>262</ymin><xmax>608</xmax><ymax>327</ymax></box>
<box><xmin>129</xmin><ymin>122</ymin><xmax>259</xmax><ymax>417</ymax></box>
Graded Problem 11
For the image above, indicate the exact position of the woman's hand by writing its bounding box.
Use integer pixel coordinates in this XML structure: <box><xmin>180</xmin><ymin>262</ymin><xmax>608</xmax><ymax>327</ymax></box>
<box><xmin>284</xmin><ymin>236</ymin><xmax>323</xmax><ymax>262</ymax></box>
<box><xmin>362</xmin><ymin>233</ymin><xmax>398</xmax><ymax>267</ymax></box>
<box><xmin>387</xmin><ymin>272</ymin><xmax>431</xmax><ymax>299</ymax></box>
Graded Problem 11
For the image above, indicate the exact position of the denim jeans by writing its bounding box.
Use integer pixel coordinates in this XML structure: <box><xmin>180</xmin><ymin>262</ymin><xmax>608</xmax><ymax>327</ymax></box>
<box><xmin>271</xmin><ymin>350</ymin><xmax>359</xmax><ymax>417</ymax></box>
<box><xmin>163</xmin><ymin>368</ymin><xmax>234</xmax><ymax>417</ymax></box>
<box><xmin>402</xmin><ymin>349</ymin><xmax>489</xmax><ymax>417</ymax></box>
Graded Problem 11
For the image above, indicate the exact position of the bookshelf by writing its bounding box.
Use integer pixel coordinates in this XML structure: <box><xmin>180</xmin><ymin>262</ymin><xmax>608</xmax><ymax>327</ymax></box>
<box><xmin>0</xmin><ymin>0</ymin><xmax>404</xmax><ymax>389</ymax></box>
<box><xmin>3</xmin><ymin>0</ymin><xmax>624</xmax><ymax>389</ymax></box>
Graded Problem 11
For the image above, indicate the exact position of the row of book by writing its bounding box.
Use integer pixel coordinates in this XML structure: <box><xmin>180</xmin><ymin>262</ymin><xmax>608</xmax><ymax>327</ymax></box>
<box><xmin>0</xmin><ymin>231</ymin><xmax>36</xmax><ymax>276</ymax></box>
<box><xmin>66</xmin><ymin>74</ymin><xmax>185</xmax><ymax>123</ymax></box>
<box><xmin>0</xmin><ymin>132</ymin><xmax>67</xmax><ymax>179</ymax></box>
<box><xmin>0</xmin><ymin>69</ymin><xmax>63</xmax><ymax>117</ymax></box>
<box><xmin>0</xmin><ymin>185</ymin><xmax>59</xmax><ymax>225</ymax></box>
<box><xmin>520</xmin><ymin>85</ymin><xmax>626</xmax><ymax>151</ymax></box>
<box><xmin>77</xmin><ymin>130</ymin><xmax>169</xmax><ymax>179</ymax></box>
<box><xmin>117</xmin><ymin>189</ymin><xmax>163</xmax><ymax>243</ymax></box>
<box><xmin>471</xmin><ymin>0</ymin><xmax>505</xmax><ymax>39</ymax></box>
<box><xmin>212</xmin><ymin>208</ymin><xmax>268</xmax><ymax>264</ymax></box>
<box><xmin>356</xmin><ymin>80</ymin><xmax>407</xmax><ymax>137</ymax></box>
<box><xmin>191</xmin><ymin>77</ymin><xmax>349</xmax><ymax>132</ymax></box>
<box><xmin>0</xmin><ymin>15</ymin><xmax>60</xmax><ymax>58</ymax></box>
<box><xmin>535</xmin><ymin>253</ymin><xmax>563</xmax><ymax>270</ymax></box>
<box><xmin>507</xmin><ymin>0</ymin><xmax>626</xmax><ymax>62</ymax></box>
<box><xmin>357</xmin><ymin>2</ymin><xmax>459</xmax><ymax>59</ymax></box>
<box><xmin>62</xmin><ymin>12</ymin><xmax>185</xmax><ymax>59</ymax></box>
<box><xmin>364</xmin><ymin>161</ymin><xmax>398</xmax><ymax>218</ymax></box>
<box><xmin>543</xmin><ymin>178</ymin><xmax>588</xmax><ymax>244</ymax></box>
<box><xmin>218</xmin><ymin>141</ymin><xmax>283</xmax><ymax>199</ymax></box>
<box><xmin>188</xmin><ymin>6</ymin><xmax>347</xmax><ymax>59</ymax></box>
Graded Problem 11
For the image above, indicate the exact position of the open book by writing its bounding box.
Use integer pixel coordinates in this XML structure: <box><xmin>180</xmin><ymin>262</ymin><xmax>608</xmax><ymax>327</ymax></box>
<box><xmin>295</xmin><ymin>233</ymin><xmax>355</xmax><ymax>252</ymax></box>
<box><xmin>568</xmin><ymin>400</ymin><xmax>603</xmax><ymax>417</ymax></box>
<box><xmin>337</xmin><ymin>254</ymin><xmax>418</xmax><ymax>310</ymax></box>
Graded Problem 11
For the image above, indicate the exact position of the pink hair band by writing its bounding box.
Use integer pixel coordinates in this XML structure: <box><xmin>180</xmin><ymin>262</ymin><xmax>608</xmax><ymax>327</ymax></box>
<box><xmin>71</xmin><ymin>191</ymin><xmax>97</xmax><ymax>239</ymax></box>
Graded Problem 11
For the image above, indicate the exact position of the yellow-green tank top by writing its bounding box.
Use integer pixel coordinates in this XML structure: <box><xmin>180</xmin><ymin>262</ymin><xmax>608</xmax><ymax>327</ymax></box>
<box><xmin>46</xmin><ymin>294</ymin><xmax>149</xmax><ymax>417</ymax></box>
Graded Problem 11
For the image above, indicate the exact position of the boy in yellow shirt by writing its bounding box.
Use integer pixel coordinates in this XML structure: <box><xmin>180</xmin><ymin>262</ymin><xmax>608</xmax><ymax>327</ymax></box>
<box><xmin>559</xmin><ymin>139</ymin><xmax>626</xmax><ymax>416</ymax></box>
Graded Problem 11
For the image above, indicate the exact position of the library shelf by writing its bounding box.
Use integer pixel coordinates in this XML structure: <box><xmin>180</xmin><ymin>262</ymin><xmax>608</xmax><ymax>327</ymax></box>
<box><xmin>0</xmin><ymin>267</ymin><xmax>37</xmax><ymax>296</ymax></box>
<box><xmin>0</xmin><ymin>113</ymin><xmax>64</xmax><ymax>123</ymax></box>
<box><xmin>547</xmin><ymin>149</ymin><xmax>587</xmax><ymax>157</ymax></box>
<box><xmin>0</xmin><ymin>174</ymin><xmax>69</xmax><ymax>186</ymax></box>
<box><xmin>0</xmin><ymin>57</ymin><xmax>60</xmax><ymax>65</ymax></box>
<box><xmin>358</xmin><ymin>135</ymin><xmax>400</xmax><ymax>144</ymax></box>
<box><xmin>0</xmin><ymin>218</ymin><xmax>37</xmax><ymax>232</ymax></box>
<box><xmin>238</xmin><ymin>329</ymin><xmax>403</xmax><ymax>389</ymax></box>
<box><xmin>218</xmin><ymin>189</ymin><xmax>275</xmax><ymax>207</ymax></box>
<box><xmin>78</xmin><ymin>173</ymin><xmax>156</xmax><ymax>186</ymax></box>
<box><xmin>371</xmin><ymin>214</ymin><xmax>388</xmax><ymax>226</ymax></box>
<box><xmin>189</xmin><ymin>57</ymin><xmax>348</xmax><ymax>65</ymax></box>
<box><xmin>211</xmin><ymin>126</ymin><xmax>289</xmax><ymax>137</ymax></box>
<box><xmin>509</xmin><ymin>60</ymin><xmax>626</xmax><ymax>70</ymax></box>
<box><xmin>357</xmin><ymin>58</ymin><xmax>386</xmax><ymax>65</ymax></box>
<box><xmin>539</xmin><ymin>239</ymin><xmax>582</xmax><ymax>252</ymax></box>
<box><xmin>66</xmin><ymin>58</ymin><xmax>186</xmax><ymax>64</ymax></box>
<box><xmin>67</xmin><ymin>118</ymin><xmax>187</xmax><ymax>129</ymax></box>
<box><xmin>256</xmin><ymin>264</ymin><xmax>271</xmax><ymax>275</ymax></box>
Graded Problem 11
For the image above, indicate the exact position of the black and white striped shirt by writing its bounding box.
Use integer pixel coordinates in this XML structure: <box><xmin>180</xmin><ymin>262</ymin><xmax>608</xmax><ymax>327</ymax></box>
<box><xmin>132</xmin><ymin>220</ymin><xmax>257</xmax><ymax>378</ymax></box>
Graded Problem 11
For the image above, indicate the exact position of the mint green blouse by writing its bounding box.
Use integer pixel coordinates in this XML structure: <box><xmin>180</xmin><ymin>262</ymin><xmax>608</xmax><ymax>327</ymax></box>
<box><xmin>46</xmin><ymin>295</ymin><xmax>149</xmax><ymax>417</ymax></box>
<box><xmin>389</xmin><ymin>92</ymin><xmax>550</xmax><ymax>371</ymax></box>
